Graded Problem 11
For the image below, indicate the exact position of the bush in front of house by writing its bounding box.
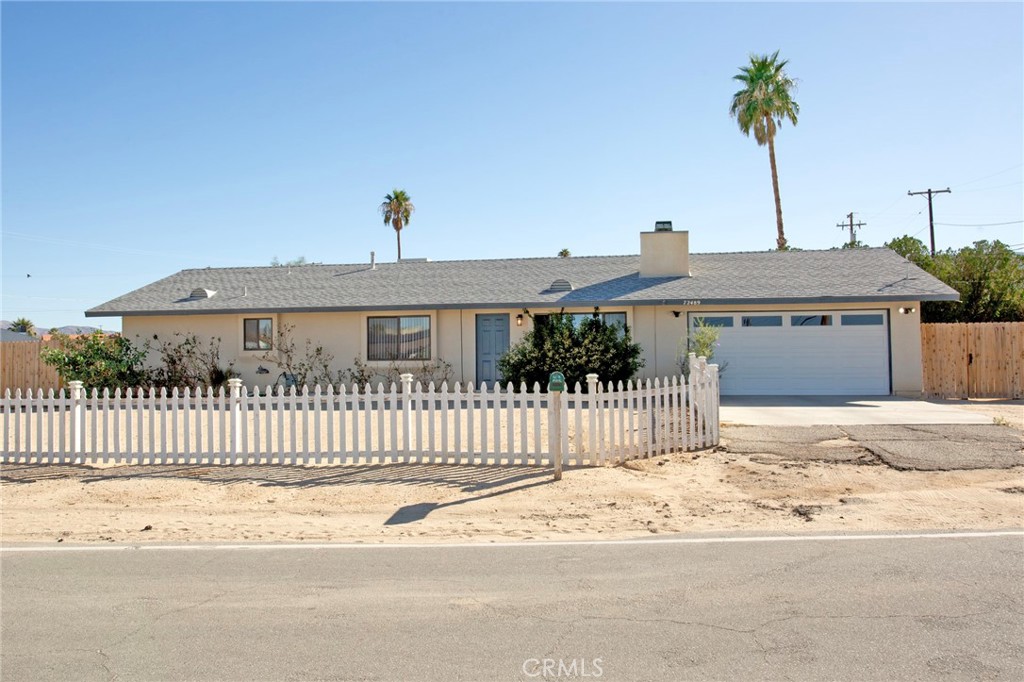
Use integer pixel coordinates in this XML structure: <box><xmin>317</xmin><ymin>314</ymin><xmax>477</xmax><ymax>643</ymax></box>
<box><xmin>497</xmin><ymin>310</ymin><xmax>644</xmax><ymax>391</ymax></box>
<box><xmin>40</xmin><ymin>331</ymin><xmax>152</xmax><ymax>391</ymax></box>
<box><xmin>41</xmin><ymin>331</ymin><xmax>236</xmax><ymax>391</ymax></box>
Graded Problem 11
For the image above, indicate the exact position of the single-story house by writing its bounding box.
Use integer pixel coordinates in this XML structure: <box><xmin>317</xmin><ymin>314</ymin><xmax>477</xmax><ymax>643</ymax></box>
<box><xmin>86</xmin><ymin>225</ymin><xmax>958</xmax><ymax>396</ymax></box>
<box><xmin>1</xmin><ymin>330</ymin><xmax>38</xmax><ymax>342</ymax></box>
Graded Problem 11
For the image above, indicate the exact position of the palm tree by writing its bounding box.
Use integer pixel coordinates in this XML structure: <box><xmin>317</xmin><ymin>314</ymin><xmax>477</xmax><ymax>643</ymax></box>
<box><xmin>558</xmin><ymin>248</ymin><xmax>571</xmax><ymax>258</ymax></box>
<box><xmin>8</xmin><ymin>317</ymin><xmax>36</xmax><ymax>336</ymax></box>
<box><xmin>729</xmin><ymin>51</ymin><xmax>800</xmax><ymax>250</ymax></box>
<box><xmin>379</xmin><ymin>189</ymin><xmax>415</xmax><ymax>261</ymax></box>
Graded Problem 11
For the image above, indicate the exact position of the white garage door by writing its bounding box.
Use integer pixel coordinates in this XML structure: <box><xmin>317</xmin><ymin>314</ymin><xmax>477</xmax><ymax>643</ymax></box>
<box><xmin>689</xmin><ymin>311</ymin><xmax>891</xmax><ymax>396</ymax></box>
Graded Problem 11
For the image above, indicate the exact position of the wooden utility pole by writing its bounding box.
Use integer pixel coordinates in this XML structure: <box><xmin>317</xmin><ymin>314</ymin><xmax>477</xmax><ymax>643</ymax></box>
<box><xmin>907</xmin><ymin>187</ymin><xmax>951</xmax><ymax>256</ymax></box>
<box><xmin>836</xmin><ymin>212</ymin><xmax>867</xmax><ymax>246</ymax></box>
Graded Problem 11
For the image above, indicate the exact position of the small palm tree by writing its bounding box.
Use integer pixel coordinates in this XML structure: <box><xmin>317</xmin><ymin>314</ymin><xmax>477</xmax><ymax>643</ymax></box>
<box><xmin>558</xmin><ymin>248</ymin><xmax>571</xmax><ymax>258</ymax></box>
<box><xmin>379</xmin><ymin>189</ymin><xmax>415</xmax><ymax>261</ymax></box>
<box><xmin>730</xmin><ymin>51</ymin><xmax>800</xmax><ymax>250</ymax></box>
<box><xmin>8</xmin><ymin>317</ymin><xmax>36</xmax><ymax>336</ymax></box>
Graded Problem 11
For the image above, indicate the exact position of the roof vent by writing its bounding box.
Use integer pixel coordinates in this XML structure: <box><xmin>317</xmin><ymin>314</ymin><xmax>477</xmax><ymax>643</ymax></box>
<box><xmin>188</xmin><ymin>288</ymin><xmax>216</xmax><ymax>300</ymax></box>
<box><xmin>654</xmin><ymin>220</ymin><xmax>673</xmax><ymax>232</ymax></box>
<box><xmin>548</xmin><ymin>278</ymin><xmax>573</xmax><ymax>292</ymax></box>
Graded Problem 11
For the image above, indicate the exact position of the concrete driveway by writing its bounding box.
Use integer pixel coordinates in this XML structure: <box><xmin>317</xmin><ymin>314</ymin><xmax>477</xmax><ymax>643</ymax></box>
<box><xmin>720</xmin><ymin>395</ymin><xmax>996</xmax><ymax>426</ymax></box>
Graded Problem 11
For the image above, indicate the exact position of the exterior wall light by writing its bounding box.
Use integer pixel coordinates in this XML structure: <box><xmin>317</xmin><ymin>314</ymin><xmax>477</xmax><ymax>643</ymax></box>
<box><xmin>898</xmin><ymin>307</ymin><xmax>917</xmax><ymax>314</ymax></box>
<box><xmin>516</xmin><ymin>314</ymin><xmax>524</xmax><ymax>326</ymax></box>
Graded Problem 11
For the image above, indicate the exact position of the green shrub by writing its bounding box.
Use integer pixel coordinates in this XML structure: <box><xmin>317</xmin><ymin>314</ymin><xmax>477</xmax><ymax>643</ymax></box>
<box><xmin>497</xmin><ymin>310</ymin><xmax>644</xmax><ymax>391</ymax></box>
<box><xmin>41</xmin><ymin>331</ymin><xmax>151</xmax><ymax>391</ymax></box>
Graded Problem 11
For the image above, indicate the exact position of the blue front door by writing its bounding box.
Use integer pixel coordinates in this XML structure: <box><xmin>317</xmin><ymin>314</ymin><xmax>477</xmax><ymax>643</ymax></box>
<box><xmin>476</xmin><ymin>314</ymin><xmax>510</xmax><ymax>386</ymax></box>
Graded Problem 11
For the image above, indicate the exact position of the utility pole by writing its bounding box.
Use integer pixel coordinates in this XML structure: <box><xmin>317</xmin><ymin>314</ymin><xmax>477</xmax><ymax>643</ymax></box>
<box><xmin>836</xmin><ymin>212</ymin><xmax>867</xmax><ymax>247</ymax></box>
<box><xmin>907</xmin><ymin>187</ymin><xmax>951</xmax><ymax>256</ymax></box>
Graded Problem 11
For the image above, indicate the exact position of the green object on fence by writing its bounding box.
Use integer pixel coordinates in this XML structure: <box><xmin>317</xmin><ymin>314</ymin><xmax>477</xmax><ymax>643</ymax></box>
<box><xmin>548</xmin><ymin>371</ymin><xmax>565</xmax><ymax>392</ymax></box>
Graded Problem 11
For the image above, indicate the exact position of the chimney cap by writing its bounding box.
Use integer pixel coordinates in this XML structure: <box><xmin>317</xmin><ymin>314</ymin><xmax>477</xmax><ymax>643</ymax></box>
<box><xmin>654</xmin><ymin>220</ymin><xmax>673</xmax><ymax>232</ymax></box>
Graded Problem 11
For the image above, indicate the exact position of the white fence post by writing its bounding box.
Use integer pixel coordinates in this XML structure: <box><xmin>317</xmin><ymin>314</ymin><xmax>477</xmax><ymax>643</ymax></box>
<box><xmin>400</xmin><ymin>373</ymin><xmax>413</xmax><ymax>456</ymax></box>
<box><xmin>585</xmin><ymin>373</ymin><xmax>598</xmax><ymax>464</ymax></box>
<box><xmin>69</xmin><ymin>380</ymin><xmax>83</xmax><ymax>464</ymax></box>
<box><xmin>228</xmin><ymin>378</ymin><xmax>243</xmax><ymax>462</ymax></box>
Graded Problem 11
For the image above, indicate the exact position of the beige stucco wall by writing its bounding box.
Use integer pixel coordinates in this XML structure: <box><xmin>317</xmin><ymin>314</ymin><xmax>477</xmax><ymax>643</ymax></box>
<box><xmin>121</xmin><ymin>299</ymin><xmax>925</xmax><ymax>394</ymax></box>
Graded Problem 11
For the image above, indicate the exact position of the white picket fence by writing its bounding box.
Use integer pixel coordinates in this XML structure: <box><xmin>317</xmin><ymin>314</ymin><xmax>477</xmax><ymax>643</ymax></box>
<box><xmin>1</xmin><ymin>356</ymin><xmax>719</xmax><ymax>468</ymax></box>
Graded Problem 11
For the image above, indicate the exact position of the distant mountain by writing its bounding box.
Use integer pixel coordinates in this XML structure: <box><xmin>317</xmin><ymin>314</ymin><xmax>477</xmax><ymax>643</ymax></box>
<box><xmin>0</xmin><ymin>320</ymin><xmax>104</xmax><ymax>336</ymax></box>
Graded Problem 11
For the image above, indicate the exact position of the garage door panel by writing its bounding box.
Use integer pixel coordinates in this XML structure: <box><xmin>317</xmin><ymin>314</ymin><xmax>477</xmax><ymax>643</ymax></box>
<box><xmin>691</xmin><ymin>310</ymin><xmax>890</xmax><ymax>396</ymax></box>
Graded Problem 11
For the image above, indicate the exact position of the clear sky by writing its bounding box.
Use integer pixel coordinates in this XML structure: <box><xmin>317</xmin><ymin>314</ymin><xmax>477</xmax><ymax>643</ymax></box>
<box><xmin>2</xmin><ymin>1</ymin><xmax>1022</xmax><ymax>332</ymax></box>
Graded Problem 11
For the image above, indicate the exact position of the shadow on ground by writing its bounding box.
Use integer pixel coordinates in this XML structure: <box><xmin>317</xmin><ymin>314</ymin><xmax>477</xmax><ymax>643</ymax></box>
<box><xmin>0</xmin><ymin>462</ymin><xmax>557</xmax><ymax>493</ymax></box>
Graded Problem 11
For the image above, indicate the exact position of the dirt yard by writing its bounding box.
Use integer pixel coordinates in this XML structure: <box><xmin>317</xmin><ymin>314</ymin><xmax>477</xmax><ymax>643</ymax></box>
<box><xmin>3</xmin><ymin>418</ymin><xmax>1021</xmax><ymax>545</ymax></box>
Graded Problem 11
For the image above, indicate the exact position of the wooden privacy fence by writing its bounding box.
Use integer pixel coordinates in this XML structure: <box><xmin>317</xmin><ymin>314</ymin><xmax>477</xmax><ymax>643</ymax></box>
<box><xmin>922</xmin><ymin>322</ymin><xmax>1023</xmax><ymax>399</ymax></box>
<box><xmin>1</xmin><ymin>357</ymin><xmax>720</xmax><ymax>467</ymax></box>
<box><xmin>0</xmin><ymin>340</ymin><xmax>62</xmax><ymax>395</ymax></box>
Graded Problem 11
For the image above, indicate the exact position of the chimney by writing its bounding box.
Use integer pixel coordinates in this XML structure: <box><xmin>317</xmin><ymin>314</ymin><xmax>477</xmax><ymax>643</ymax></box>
<box><xmin>639</xmin><ymin>221</ymin><xmax>690</xmax><ymax>277</ymax></box>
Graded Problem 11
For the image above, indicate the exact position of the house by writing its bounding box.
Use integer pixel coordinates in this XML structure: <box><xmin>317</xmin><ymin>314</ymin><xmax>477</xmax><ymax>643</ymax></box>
<box><xmin>1</xmin><ymin>330</ymin><xmax>38</xmax><ymax>343</ymax></box>
<box><xmin>85</xmin><ymin>224</ymin><xmax>958</xmax><ymax>396</ymax></box>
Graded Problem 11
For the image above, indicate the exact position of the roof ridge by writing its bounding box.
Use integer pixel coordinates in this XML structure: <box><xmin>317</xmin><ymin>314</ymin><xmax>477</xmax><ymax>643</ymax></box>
<box><xmin>178</xmin><ymin>248</ymin><xmax>896</xmax><ymax>274</ymax></box>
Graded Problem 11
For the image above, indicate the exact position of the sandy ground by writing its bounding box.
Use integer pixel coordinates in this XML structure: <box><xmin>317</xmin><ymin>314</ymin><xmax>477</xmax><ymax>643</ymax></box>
<box><xmin>3</xmin><ymin>423</ymin><xmax>1021</xmax><ymax>545</ymax></box>
<box><xmin>951</xmin><ymin>399</ymin><xmax>1024</xmax><ymax>429</ymax></box>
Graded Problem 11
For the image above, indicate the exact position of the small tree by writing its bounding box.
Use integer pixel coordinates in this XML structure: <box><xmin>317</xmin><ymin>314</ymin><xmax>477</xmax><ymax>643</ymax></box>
<box><xmin>678</xmin><ymin>319</ymin><xmax>727</xmax><ymax>380</ymax></box>
<box><xmin>498</xmin><ymin>310</ymin><xmax>644</xmax><ymax>390</ymax></box>
<box><xmin>40</xmin><ymin>331</ymin><xmax>151</xmax><ymax>390</ymax></box>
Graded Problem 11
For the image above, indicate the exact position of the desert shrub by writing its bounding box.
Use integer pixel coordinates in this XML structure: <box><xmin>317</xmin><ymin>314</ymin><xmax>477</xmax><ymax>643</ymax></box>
<box><xmin>339</xmin><ymin>356</ymin><xmax>377</xmax><ymax>388</ymax></box>
<box><xmin>148</xmin><ymin>332</ymin><xmax>237</xmax><ymax>389</ymax></box>
<box><xmin>498</xmin><ymin>310</ymin><xmax>644</xmax><ymax>391</ymax></box>
<box><xmin>260</xmin><ymin>324</ymin><xmax>338</xmax><ymax>387</ymax></box>
<box><xmin>339</xmin><ymin>356</ymin><xmax>455</xmax><ymax>389</ymax></box>
<box><xmin>383</xmin><ymin>358</ymin><xmax>454</xmax><ymax>387</ymax></box>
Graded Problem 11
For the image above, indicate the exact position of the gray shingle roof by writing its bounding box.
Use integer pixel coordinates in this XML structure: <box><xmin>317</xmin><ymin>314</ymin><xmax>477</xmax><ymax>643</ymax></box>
<box><xmin>85</xmin><ymin>248</ymin><xmax>958</xmax><ymax>317</ymax></box>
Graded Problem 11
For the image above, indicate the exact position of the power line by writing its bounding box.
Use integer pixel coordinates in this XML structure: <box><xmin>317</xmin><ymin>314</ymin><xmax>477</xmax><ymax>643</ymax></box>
<box><xmin>934</xmin><ymin>220</ymin><xmax>1022</xmax><ymax>227</ymax></box>
<box><xmin>907</xmin><ymin>187</ymin><xmax>951</xmax><ymax>256</ymax></box>
<box><xmin>952</xmin><ymin>163</ymin><xmax>1022</xmax><ymax>188</ymax></box>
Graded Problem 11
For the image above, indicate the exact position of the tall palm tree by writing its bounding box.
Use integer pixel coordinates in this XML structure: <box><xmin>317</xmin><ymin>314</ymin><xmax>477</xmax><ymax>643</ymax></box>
<box><xmin>8</xmin><ymin>317</ymin><xmax>36</xmax><ymax>336</ymax></box>
<box><xmin>379</xmin><ymin>189</ymin><xmax>415</xmax><ymax>261</ymax></box>
<box><xmin>729</xmin><ymin>51</ymin><xmax>800</xmax><ymax>250</ymax></box>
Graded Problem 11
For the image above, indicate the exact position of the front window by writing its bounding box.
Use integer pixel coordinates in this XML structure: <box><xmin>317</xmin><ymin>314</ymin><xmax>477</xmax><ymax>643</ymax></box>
<box><xmin>367</xmin><ymin>316</ymin><xmax>431</xmax><ymax>361</ymax></box>
<box><xmin>244</xmin><ymin>318</ymin><xmax>273</xmax><ymax>350</ymax></box>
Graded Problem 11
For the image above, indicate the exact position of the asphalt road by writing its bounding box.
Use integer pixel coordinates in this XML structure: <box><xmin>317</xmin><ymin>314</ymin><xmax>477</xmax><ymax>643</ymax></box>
<box><xmin>2</xmin><ymin>533</ymin><xmax>1022</xmax><ymax>681</ymax></box>
<box><xmin>722</xmin><ymin>423</ymin><xmax>1024</xmax><ymax>470</ymax></box>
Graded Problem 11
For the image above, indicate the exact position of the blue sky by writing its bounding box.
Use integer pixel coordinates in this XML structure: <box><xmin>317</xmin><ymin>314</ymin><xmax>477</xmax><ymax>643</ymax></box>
<box><xmin>2</xmin><ymin>1</ymin><xmax>1022</xmax><ymax>331</ymax></box>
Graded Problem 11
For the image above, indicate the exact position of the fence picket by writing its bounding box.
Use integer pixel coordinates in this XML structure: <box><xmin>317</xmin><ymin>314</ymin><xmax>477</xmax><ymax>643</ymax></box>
<box><xmin>439</xmin><ymin>382</ymin><xmax>449</xmax><ymax>464</ymax></box>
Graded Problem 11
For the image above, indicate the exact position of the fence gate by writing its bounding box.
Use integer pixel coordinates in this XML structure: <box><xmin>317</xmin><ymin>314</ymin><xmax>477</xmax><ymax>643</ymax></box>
<box><xmin>921</xmin><ymin>322</ymin><xmax>1023</xmax><ymax>399</ymax></box>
